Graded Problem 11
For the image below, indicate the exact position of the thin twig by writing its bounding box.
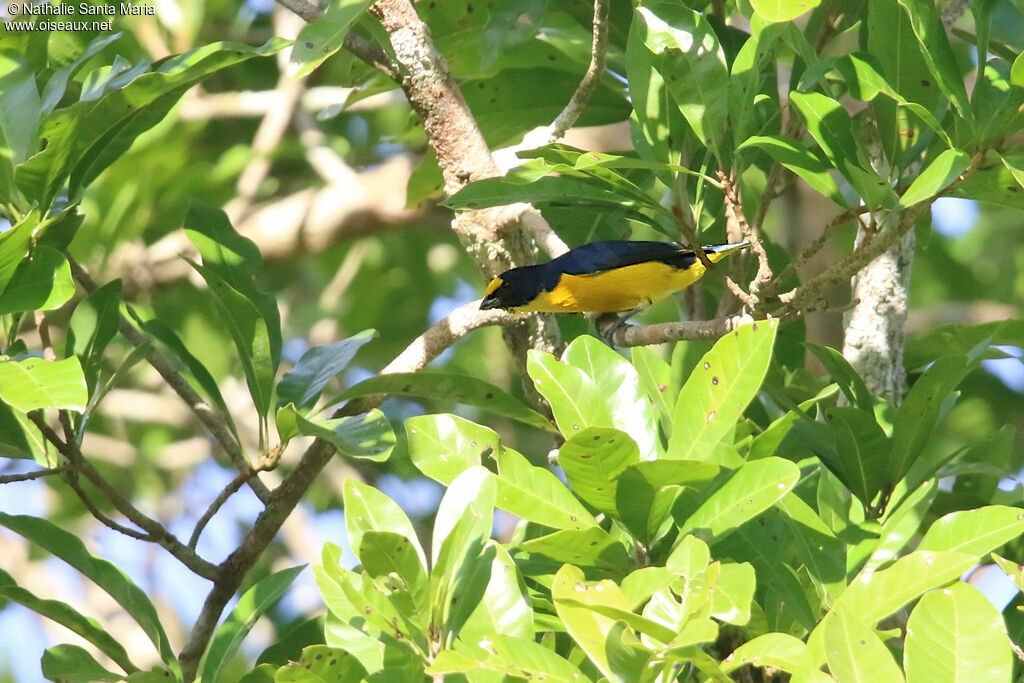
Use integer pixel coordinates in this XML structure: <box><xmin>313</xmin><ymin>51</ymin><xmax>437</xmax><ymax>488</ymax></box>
<box><xmin>545</xmin><ymin>0</ymin><xmax>609</xmax><ymax>142</ymax></box>
<box><xmin>763</xmin><ymin>207</ymin><xmax>868</xmax><ymax>297</ymax></box>
<box><xmin>188</xmin><ymin>453</ymin><xmax>277</xmax><ymax>550</ymax></box>
<box><xmin>67</xmin><ymin>257</ymin><xmax>272</xmax><ymax>504</ymax></box>
<box><xmin>28</xmin><ymin>410</ymin><xmax>219</xmax><ymax>580</ymax></box>
<box><xmin>718</xmin><ymin>171</ymin><xmax>772</xmax><ymax>302</ymax></box>
<box><xmin>34</xmin><ymin>312</ymin><xmax>56</xmax><ymax>361</ymax></box>
<box><xmin>595</xmin><ymin>313</ymin><xmax>757</xmax><ymax>348</ymax></box>
<box><xmin>0</xmin><ymin>465</ymin><xmax>69</xmax><ymax>484</ymax></box>
<box><xmin>63</xmin><ymin>470</ymin><xmax>154</xmax><ymax>542</ymax></box>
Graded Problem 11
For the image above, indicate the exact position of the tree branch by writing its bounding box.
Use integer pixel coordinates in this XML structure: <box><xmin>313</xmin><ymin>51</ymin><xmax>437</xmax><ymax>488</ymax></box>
<box><xmin>545</xmin><ymin>0</ymin><xmax>609</xmax><ymax>142</ymax></box>
<box><xmin>67</xmin><ymin>258</ymin><xmax>272</xmax><ymax>504</ymax></box>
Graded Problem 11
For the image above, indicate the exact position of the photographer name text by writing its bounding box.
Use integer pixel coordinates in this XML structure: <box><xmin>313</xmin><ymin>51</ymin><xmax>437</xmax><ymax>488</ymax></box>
<box><xmin>10</xmin><ymin>2</ymin><xmax>154</xmax><ymax>15</ymax></box>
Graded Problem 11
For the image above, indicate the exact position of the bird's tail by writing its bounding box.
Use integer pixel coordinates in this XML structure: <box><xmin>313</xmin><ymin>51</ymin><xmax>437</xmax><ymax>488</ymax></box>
<box><xmin>702</xmin><ymin>241</ymin><xmax>750</xmax><ymax>263</ymax></box>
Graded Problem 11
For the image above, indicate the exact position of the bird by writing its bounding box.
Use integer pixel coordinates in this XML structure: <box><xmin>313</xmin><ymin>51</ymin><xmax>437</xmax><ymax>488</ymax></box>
<box><xmin>480</xmin><ymin>240</ymin><xmax>750</xmax><ymax>315</ymax></box>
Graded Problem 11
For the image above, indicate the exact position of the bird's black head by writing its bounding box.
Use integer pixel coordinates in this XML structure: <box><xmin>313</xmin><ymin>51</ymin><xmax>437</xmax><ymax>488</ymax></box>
<box><xmin>480</xmin><ymin>265</ymin><xmax>547</xmax><ymax>311</ymax></box>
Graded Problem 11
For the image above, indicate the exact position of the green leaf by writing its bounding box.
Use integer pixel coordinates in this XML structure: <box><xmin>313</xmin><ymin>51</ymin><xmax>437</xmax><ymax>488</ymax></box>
<box><xmin>69</xmin><ymin>279</ymin><xmax>122</xmax><ymax>396</ymax></box>
<box><xmin>459</xmin><ymin>544</ymin><xmax>533</xmax><ymax>643</ymax></box>
<box><xmin>739</xmin><ymin>135</ymin><xmax>847</xmax><ymax>206</ymax></box>
<box><xmin>905</xmin><ymin>582</ymin><xmax>1012</xmax><ymax>681</ymax></box>
<box><xmin>201</xmin><ymin>565</ymin><xmax>306</xmax><ymax>683</ymax></box>
<box><xmin>139</xmin><ymin>317</ymin><xmax>236</xmax><ymax>436</ymax></box>
<box><xmin>896</xmin><ymin>0</ymin><xmax>972</xmax><ymax>121</ymax></box>
<box><xmin>823</xmin><ymin>605</ymin><xmax>904</xmax><ymax>683</ymax></box>
<box><xmin>342</xmin><ymin>479</ymin><xmax>427</xmax><ymax>571</ymax></box>
<box><xmin>18</xmin><ymin>39</ymin><xmax>284</xmax><ymax>208</ymax></box>
<box><xmin>711</xmin><ymin>562</ymin><xmax>755</xmax><ymax>626</ymax></box>
<box><xmin>0</xmin><ymin>569</ymin><xmax>135</xmax><ymax>674</ymax></box>
<box><xmin>358</xmin><ymin>531</ymin><xmax>429</xmax><ymax>627</ymax></box>
<box><xmin>278</xmin><ymin>330</ymin><xmax>376</xmax><ymax>409</ymax></box>
<box><xmin>1012</xmin><ymin>50</ymin><xmax>1024</xmax><ymax>87</ymax></box>
<box><xmin>824</xmin><ymin>405</ymin><xmax>891</xmax><ymax>509</ymax></box>
<box><xmin>0</xmin><ymin>49</ymin><xmax>40</xmax><ymax>164</ymax></box>
<box><xmin>185</xmin><ymin>258</ymin><xmax>276</xmax><ymax>418</ymax></box>
<box><xmin>513</xmin><ymin>527</ymin><xmax>632</xmax><ymax>579</ymax></box>
<box><xmin>750</xmin><ymin>0</ymin><xmax>822</xmax><ymax>22</ymax></box>
<box><xmin>41</xmin><ymin>643</ymin><xmax>123</xmax><ymax>682</ymax></box>
<box><xmin>615</xmin><ymin>460</ymin><xmax>719</xmax><ymax>542</ymax></box>
<box><xmin>527</xmin><ymin>349</ymin><xmax>613</xmax><ymax>437</ymax></box>
<box><xmin>288</xmin><ymin>0</ymin><xmax>375</xmax><ymax>78</ymax></box>
<box><xmin>276</xmin><ymin>403</ymin><xmax>395</xmax><ymax>461</ymax></box>
<box><xmin>0</xmin><ymin>513</ymin><xmax>177</xmax><ymax>674</ymax></box>
<box><xmin>0</xmin><ymin>211</ymin><xmax>38</xmax><ymax>296</ymax></box>
<box><xmin>888</xmin><ymin>354</ymin><xmax>970</xmax><ymax>483</ymax></box>
<box><xmin>428</xmin><ymin>635</ymin><xmax>591</xmax><ymax>681</ymax></box>
<box><xmin>721</xmin><ymin>632</ymin><xmax>814</xmax><ymax>675</ymax></box>
<box><xmin>183</xmin><ymin>201</ymin><xmax>281</xmax><ymax>370</ymax></box>
<box><xmin>552</xmin><ymin>564</ymin><xmax>632</xmax><ymax>680</ymax></box>
<box><xmin>431</xmin><ymin>467</ymin><xmax>496</xmax><ymax>644</ymax></box>
<box><xmin>442</xmin><ymin>173</ymin><xmax>655</xmax><ymax>217</ymax></box>
<box><xmin>0</xmin><ymin>246</ymin><xmax>75</xmax><ymax>315</ymax></box>
<box><xmin>558</xmin><ymin>427</ymin><xmax>639</xmax><ymax>515</ymax></box>
<box><xmin>678</xmin><ymin>457</ymin><xmax>799</xmax><ymax>544</ymax></box>
<box><xmin>331</xmin><ymin>371</ymin><xmax>554</xmax><ymax>432</ymax></box>
<box><xmin>636</xmin><ymin>3</ymin><xmax>730</xmax><ymax>158</ymax></box>
<box><xmin>493</xmin><ymin>446</ymin><xmax>598</xmax><ymax>530</ymax></box>
<box><xmin>274</xmin><ymin>645</ymin><xmax>368</xmax><ymax>683</ymax></box>
<box><xmin>667</xmin><ymin>319</ymin><xmax>779</xmax><ymax>461</ymax></box>
<box><xmin>630</xmin><ymin>346</ymin><xmax>674</xmax><ymax>432</ymax></box>
<box><xmin>563</xmin><ymin>335</ymin><xmax>658</xmax><ymax>457</ymax></box>
<box><xmin>804</xmin><ymin>343</ymin><xmax>873</xmax><ymax>411</ymax></box>
<box><xmin>918</xmin><ymin>505</ymin><xmax>1024</xmax><ymax>558</ymax></box>
<box><xmin>0</xmin><ymin>357</ymin><xmax>88</xmax><ymax>413</ymax></box>
<box><xmin>406</xmin><ymin>413</ymin><xmax>501</xmax><ymax>485</ymax></box>
<box><xmin>789</xmin><ymin>90</ymin><xmax>894</xmax><ymax>208</ymax></box>
<box><xmin>39</xmin><ymin>33</ymin><xmax>123</xmax><ymax>114</ymax></box>
<box><xmin>898</xmin><ymin>148</ymin><xmax>972</xmax><ymax>207</ymax></box>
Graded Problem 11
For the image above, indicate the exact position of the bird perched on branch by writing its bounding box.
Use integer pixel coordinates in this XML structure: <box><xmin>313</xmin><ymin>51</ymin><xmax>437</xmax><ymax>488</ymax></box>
<box><xmin>480</xmin><ymin>240</ymin><xmax>749</xmax><ymax>316</ymax></box>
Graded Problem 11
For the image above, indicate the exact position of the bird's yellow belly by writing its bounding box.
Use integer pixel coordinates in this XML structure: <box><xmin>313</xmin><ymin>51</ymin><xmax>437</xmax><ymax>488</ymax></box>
<box><xmin>516</xmin><ymin>261</ymin><xmax>707</xmax><ymax>313</ymax></box>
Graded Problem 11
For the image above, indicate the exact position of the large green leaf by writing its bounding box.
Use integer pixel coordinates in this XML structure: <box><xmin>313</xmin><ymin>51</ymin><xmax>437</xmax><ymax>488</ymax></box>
<box><xmin>41</xmin><ymin>644</ymin><xmax>123</xmax><ymax>683</ymax></box>
<box><xmin>636</xmin><ymin>3</ymin><xmax>730</xmax><ymax>158</ymax></box>
<box><xmin>278</xmin><ymin>330</ymin><xmax>376</xmax><ymax>409</ymax></box>
<box><xmin>895</xmin><ymin>0</ymin><xmax>972</xmax><ymax>121</ymax></box>
<box><xmin>18</xmin><ymin>39</ymin><xmax>284</xmax><ymax>208</ymax></box>
<box><xmin>823</xmin><ymin>605</ymin><xmax>904</xmax><ymax>683</ymax></box>
<box><xmin>430</xmin><ymin>467</ymin><xmax>496</xmax><ymax>644</ymax></box>
<box><xmin>558</xmin><ymin>427</ymin><xmax>639</xmax><ymax>515</ymax></box>
<box><xmin>458</xmin><ymin>544</ymin><xmax>533</xmax><ymax>644</ymax></box>
<box><xmin>563</xmin><ymin>335</ymin><xmax>658</xmax><ymax>457</ymax></box>
<box><xmin>667</xmin><ymin>319</ymin><xmax>778</xmax><ymax>461</ymax></box>
<box><xmin>825</xmin><ymin>405</ymin><xmax>891</xmax><ymax>509</ymax></box>
<box><xmin>0</xmin><ymin>49</ymin><xmax>40</xmax><ymax>164</ymax></box>
<box><xmin>0</xmin><ymin>357</ymin><xmax>88</xmax><ymax>413</ymax></box>
<box><xmin>552</xmin><ymin>564</ymin><xmax>632</xmax><ymax>680</ymax></box>
<box><xmin>527</xmin><ymin>349</ymin><xmax>613</xmax><ymax>437</ymax></box>
<box><xmin>0</xmin><ymin>212</ymin><xmax>40</xmax><ymax>308</ymax></box>
<box><xmin>677</xmin><ymin>456</ymin><xmax>799</xmax><ymax>544</ymax></box>
<box><xmin>898</xmin><ymin>148</ymin><xmax>972</xmax><ymax>207</ymax></box>
<box><xmin>276</xmin><ymin>403</ymin><xmax>395</xmax><ymax>461</ymax></box>
<box><xmin>888</xmin><ymin>354</ymin><xmax>970</xmax><ymax>483</ymax></box>
<box><xmin>904</xmin><ymin>582</ymin><xmax>1012</xmax><ymax>682</ymax></box>
<box><xmin>513</xmin><ymin>527</ymin><xmax>632</xmax><ymax>579</ymax></box>
<box><xmin>201</xmin><ymin>566</ymin><xmax>305</xmax><ymax>683</ymax></box>
<box><xmin>342</xmin><ymin>479</ymin><xmax>427</xmax><ymax>570</ymax></box>
<box><xmin>0</xmin><ymin>569</ymin><xmax>136</xmax><ymax>675</ymax></box>
<box><xmin>918</xmin><ymin>505</ymin><xmax>1024</xmax><ymax>558</ymax></box>
<box><xmin>739</xmin><ymin>135</ymin><xmax>847</xmax><ymax>206</ymax></box>
<box><xmin>0</xmin><ymin>514</ymin><xmax>177</xmax><ymax>674</ymax></box>
<box><xmin>494</xmin><ymin>446</ymin><xmax>598</xmax><ymax>530</ymax></box>
<box><xmin>358</xmin><ymin>531</ymin><xmax>430</xmax><ymax>628</ymax></box>
<box><xmin>615</xmin><ymin>459</ymin><xmax>719</xmax><ymax>542</ymax></box>
<box><xmin>332</xmin><ymin>371</ymin><xmax>554</xmax><ymax>432</ymax></box>
<box><xmin>185</xmin><ymin>258</ymin><xmax>276</xmax><ymax>418</ymax></box>
<box><xmin>288</xmin><ymin>0</ymin><xmax>375</xmax><ymax>78</ymax></box>
<box><xmin>0</xmin><ymin>245</ymin><xmax>74</xmax><ymax>314</ymax></box>
<box><xmin>750</xmin><ymin>0</ymin><xmax>821</xmax><ymax>22</ymax></box>
<box><xmin>406</xmin><ymin>413</ymin><xmax>501</xmax><ymax>485</ymax></box>
<box><xmin>274</xmin><ymin>645</ymin><xmax>368</xmax><ymax>683</ymax></box>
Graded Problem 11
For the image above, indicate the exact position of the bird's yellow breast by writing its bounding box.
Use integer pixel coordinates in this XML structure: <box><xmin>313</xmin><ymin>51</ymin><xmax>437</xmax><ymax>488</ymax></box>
<box><xmin>514</xmin><ymin>260</ymin><xmax>708</xmax><ymax>313</ymax></box>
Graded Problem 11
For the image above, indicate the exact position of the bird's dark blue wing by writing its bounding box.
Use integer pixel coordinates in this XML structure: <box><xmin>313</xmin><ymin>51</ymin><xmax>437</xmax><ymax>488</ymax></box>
<box><xmin>550</xmin><ymin>241</ymin><xmax>697</xmax><ymax>276</ymax></box>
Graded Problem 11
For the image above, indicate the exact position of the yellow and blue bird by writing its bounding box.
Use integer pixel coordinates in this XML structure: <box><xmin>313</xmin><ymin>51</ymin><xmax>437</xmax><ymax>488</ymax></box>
<box><xmin>480</xmin><ymin>240</ymin><xmax>749</xmax><ymax>314</ymax></box>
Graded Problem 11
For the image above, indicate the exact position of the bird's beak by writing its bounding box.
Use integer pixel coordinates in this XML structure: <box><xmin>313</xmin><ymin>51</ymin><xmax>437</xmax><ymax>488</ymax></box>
<box><xmin>480</xmin><ymin>296</ymin><xmax>501</xmax><ymax>310</ymax></box>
